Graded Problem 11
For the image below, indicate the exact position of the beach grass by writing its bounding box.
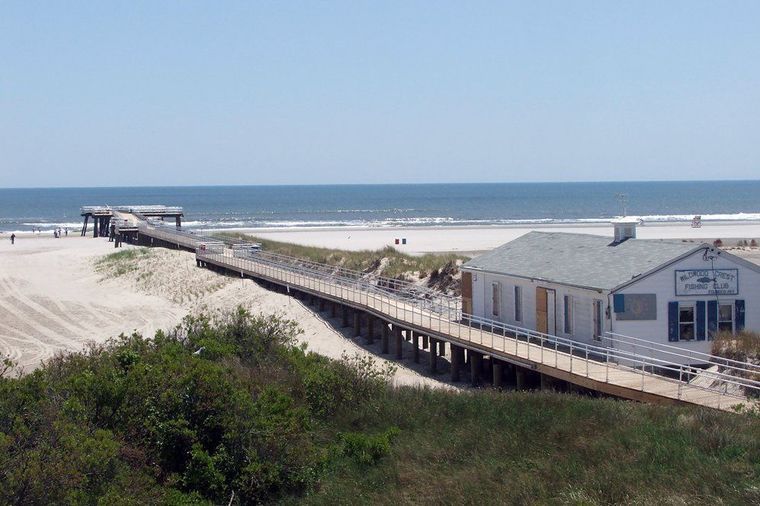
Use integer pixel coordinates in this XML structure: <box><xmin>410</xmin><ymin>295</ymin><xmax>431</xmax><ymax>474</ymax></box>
<box><xmin>215</xmin><ymin>232</ymin><xmax>468</xmax><ymax>283</ymax></box>
<box><xmin>94</xmin><ymin>247</ymin><xmax>153</xmax><ymax>277</ymax></box>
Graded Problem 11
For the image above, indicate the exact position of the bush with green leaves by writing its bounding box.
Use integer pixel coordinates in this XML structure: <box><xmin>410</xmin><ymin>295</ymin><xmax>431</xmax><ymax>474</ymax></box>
<box><xmin>0</xmin><ymin>309</ymin><xmax>394</xmax><ymax>505</ymax></box>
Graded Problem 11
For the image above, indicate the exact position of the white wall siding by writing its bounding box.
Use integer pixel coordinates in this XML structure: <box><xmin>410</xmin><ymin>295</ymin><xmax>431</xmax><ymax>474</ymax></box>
<box><xmin>465</xmin><ymin>269</ymin><xmax>609</xmax><ymax>346</ymax></box>
<box><xmin>612</xmin><ymin>249</ymin><xmax>760</xmax><ymax>366</ymax></box>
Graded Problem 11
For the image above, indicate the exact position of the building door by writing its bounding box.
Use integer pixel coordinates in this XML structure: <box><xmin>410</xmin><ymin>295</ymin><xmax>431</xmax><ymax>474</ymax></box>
<box><xmin>536</xmin><ymin>287</ymin><xmax>556</xmax><ymax>334</ymax></box>
<box><xmin>461</xmin><ymin>271</ymin><xmax>473</xmax><ymax>316</ymax></box>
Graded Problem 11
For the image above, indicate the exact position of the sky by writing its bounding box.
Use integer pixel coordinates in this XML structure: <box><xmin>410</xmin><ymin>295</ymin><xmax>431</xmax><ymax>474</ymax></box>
<box><xmin>1</xmin><ymin>1</ymin><xmax>759</xmax><ymax>188</ymax></box>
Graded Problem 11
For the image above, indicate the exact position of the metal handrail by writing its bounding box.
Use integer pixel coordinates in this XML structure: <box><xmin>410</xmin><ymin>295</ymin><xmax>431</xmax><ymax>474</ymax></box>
<box><xmin>605</xmin><ymin>331</ymin><xmax>760</xmax><ymax>373</ymax></box>
<box><xmin>253</xmin><ymin>250</ymin><xmax>460</xmax><ymax>304</ymax></box>
<box><xmin>468</xmin><ymin>317</ymin><xmax>760</xmax><ymax>390</ymax></box>
<box><xmin>196</xmin><ymin>249</ymin><xmax>759</xmax><ymax>405</ymax></box>
<box><xmin>139</xmin><ymin>223</ymin><xmax>461</xmax><ymax>317</ymax></box>
<box><xmin>113</xmin><ymin>205</ymin><xmax>183</xmax><ymax>214</ymax></box>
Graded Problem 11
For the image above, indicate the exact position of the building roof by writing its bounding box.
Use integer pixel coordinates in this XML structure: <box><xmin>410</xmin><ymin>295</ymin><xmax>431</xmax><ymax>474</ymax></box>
<box><xmin>462</xmin><ymin>231</ymin><xmax>702</xmax><ymax>291</ymax></box>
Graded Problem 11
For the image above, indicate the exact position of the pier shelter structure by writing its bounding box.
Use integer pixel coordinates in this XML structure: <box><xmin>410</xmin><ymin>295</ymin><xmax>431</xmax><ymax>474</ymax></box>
<box><xmin>92</xmin><ymin>210</ymin><xmax>760</xmax><ymax>412</ymax></box>
<box><xmin>80</xmin><ymin>205</ymin><xmax>184</xmax><ymax>237</ymax></box>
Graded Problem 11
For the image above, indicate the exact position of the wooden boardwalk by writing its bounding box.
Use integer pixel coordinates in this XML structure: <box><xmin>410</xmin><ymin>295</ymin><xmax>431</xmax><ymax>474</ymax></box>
<box><xmin>116</xmin><ymin>218</ymin><xmax>756</xmax><ymax>412</ymax></box>
<box><xmin>194</xmin><ymin>249</ymin><xmax>754</xmax><ymax>412</ymax></box>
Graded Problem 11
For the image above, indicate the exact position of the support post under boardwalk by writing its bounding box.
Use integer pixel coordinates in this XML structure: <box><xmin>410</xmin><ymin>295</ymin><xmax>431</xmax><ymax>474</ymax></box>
<box><xmin>540</xmin><ymin>373</ymin><xmax>553</xmax><ymax>391</ymax></box>
<box><xmin>429</xmin><ymin>338</ymin><xmax>437</xmax><ymax>373</ymax></box>
<box><xmin>412</xmin><ymin>332</ymin><xmax>420</xmax><ymax>364</ymax></box>
<box><xmin>492</xmin><ymin>360</ymin><xmax>504</xmax><ymax>389</ymax></box>
<box><xmin>480</xmin><ymin>356</ymin><xmax>489</xmax><ymax>378</ymax></box>
<box><xmin>366</xmin><ymin>318</ymin><xmax>375</xmax><ymax>345</ymax></box>
<box><xmin>93</xmin><ymin>218</ymin><xmax>98</xmax><ymax>238</ymax></box>
<box><xmin>353</xmin><ymin>311</ymin><xmax>361</xmax><ymax>338</ymax></box>
<box><xmin>381</xmin><ymin>323</ymin><xmax>389</xmax><ymax>354</ymax></box>
<box><xmin>319</xmin><ymin>299</ymin><xmax>325</xmax><ymax>312</ymax></box>
<box><xmin>470</xmin><ymin>351</ymin><xmax>482</xmax><ymax>386</ymax></box>
<box><xmin>450</xmin><ymin>344</ymin><xmax>461</xmax><ymax>382</ymax></box>
<box><xmin>515</xmin><ymin>368</ymin><xmax>525</xmax><ymax>390</ymax></box>
<box><xmin>342</xmin><ymin>306</ymin><xmax>349</xmax><ymax>328</ymax></box>
<box><xmin>438</xmin><ymin>340</ymin><xmax>446</xmax><ymax>357</ymax></box>
<box><xmin>394</xmin><ymin>327</ymin><xmax>403</xmax><ymax>360</ymax></box>
<box><xmin>422</xmin><ymin>335</ymin><xmax>429</xmax><ymax>350</ymax></box>
<box><xmin>330</xmin><ymin>302</ymin><xmax>337</xmax><ymax>318</ymax></box>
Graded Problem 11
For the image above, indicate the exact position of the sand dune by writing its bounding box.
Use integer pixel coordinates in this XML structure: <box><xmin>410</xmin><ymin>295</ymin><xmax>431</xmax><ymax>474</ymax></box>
<box><xmin>0</xmin><ymin>236</ymin><xmax>452</xmax><ymax>389</ymax></box>
<box><xmin>0</xmin><ymin>237</ymin><xmax>183</xmax><ymax>372</ymax></box>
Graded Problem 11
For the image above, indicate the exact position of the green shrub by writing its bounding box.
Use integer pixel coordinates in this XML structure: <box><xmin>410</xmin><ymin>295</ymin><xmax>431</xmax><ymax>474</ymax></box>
<box><xmin>337</xmin><ymin>427</ymin><xmax>400</xmax><ymax>466</ymax></box>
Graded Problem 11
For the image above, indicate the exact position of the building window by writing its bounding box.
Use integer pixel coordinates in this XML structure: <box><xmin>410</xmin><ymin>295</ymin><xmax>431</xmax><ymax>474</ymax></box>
<box><xmin>679</xmin><ymin>304</ymin><xmax>695</xmax><ymax>341</ymax></box>
<box><xmin>593</xmin><ymin>300</ymin><xmax>603</xmax><ymax>341</ymax></box>
<box><xmin>491</xmin><ymin>282</ymin><xmax>500</xmax><ymax>317</ymax></box>
<box><xmin>514</xmin><ymin>286</ymin><xmax>522</xmax><ymax>322</ymax></box>
<box><xmin>718</xmin><ymin>304</ymin><xmax>734</xmax><ymax>333</ymax></box>
<box><xmin>563</xmin><ymin>295</ymin><xmax>573</xmax><ymax>334</ymax></box>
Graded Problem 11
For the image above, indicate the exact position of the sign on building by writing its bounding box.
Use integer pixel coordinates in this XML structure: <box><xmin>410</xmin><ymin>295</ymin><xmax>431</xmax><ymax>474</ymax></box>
<box><xmin>675</xmin><ymin>269</ymin><xmax>738</xmax><ymax>296</ymax></box>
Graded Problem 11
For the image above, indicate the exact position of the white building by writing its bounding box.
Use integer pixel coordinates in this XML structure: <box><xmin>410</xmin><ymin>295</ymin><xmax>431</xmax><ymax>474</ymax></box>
<box><xmin>461</xmin><ymin>223</ymin><xmax>759</xmax><ymax>366</ymax></box>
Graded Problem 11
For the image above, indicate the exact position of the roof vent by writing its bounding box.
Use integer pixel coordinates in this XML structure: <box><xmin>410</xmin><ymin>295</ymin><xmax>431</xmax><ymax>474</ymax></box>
<box><xmin>611</xmin><ymin>219</ymin><xmax>638</xmax><ymax>245</ymax></box>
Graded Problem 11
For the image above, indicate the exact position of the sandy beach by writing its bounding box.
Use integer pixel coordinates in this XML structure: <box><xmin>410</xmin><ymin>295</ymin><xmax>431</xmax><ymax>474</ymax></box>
<box><xmin>0</xmin><ymin>235</ymin><xmax>453</xmax><ymax>389</ymax></box>
<box><xmin>215</xmin><ymin>220</ymin><xmax>760</xmax><ymax>256</ymax></box>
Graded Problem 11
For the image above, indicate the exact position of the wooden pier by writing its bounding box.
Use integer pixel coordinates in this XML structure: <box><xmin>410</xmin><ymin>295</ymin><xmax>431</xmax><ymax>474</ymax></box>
<box><xmin>96</xmin><ymin>209</ymin><xmax>758</xmax><ymax>412</ymax></box>
<box><xmin>80</xmin><ymin>205</ymin><xmax>184</xmax><ymax>238</ymax></box>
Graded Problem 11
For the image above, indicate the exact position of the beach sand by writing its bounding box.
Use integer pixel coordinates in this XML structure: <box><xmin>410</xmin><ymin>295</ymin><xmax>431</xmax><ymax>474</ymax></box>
<box><xmin>218</xmin><ymin>220</ymin><xmax>760</xmax><ymax>256</ymax></box>
<box><xmin>0</xmin><ymin>236</ymin><xmax>452</xmax><ymax>389</ymax></box>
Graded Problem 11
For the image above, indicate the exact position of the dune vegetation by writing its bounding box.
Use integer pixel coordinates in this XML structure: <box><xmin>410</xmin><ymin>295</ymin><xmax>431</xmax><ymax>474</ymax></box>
<box><xmin>215</xmin><ymin>232</ymin><xmax>466</xmax><ymax>294</ymax></box>
<box><xmin>1</xmin><ymin>309</ymin><xmax>759</xmax><ymax>505</ymax></box>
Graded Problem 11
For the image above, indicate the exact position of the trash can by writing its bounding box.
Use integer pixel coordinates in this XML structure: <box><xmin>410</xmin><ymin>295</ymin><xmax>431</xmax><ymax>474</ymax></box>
<box><xmin>394</xmin><ymin>238</ymin><xmax>399</xmax><ymax>245</ymax></box>
<box><xmin>401</xmin><ymin>238</ymin><xmax>407</xmax><ymax>245</ymax></box>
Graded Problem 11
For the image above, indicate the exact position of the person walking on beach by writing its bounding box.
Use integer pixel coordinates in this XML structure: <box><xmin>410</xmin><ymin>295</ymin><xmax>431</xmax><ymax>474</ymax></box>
<box><xmin>10</xmin><ymin>233</ymin><xmax>15</xmax><ymax>245</ymax></box>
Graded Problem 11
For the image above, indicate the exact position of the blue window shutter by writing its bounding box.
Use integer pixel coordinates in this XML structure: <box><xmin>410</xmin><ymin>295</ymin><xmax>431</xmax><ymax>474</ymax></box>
<box><xmin>696</xmin><ymin>301</ymin><xmax>706</xmax><ymax>341</ymax></box>
<box><xmin>735</xmin><ymin>300</ymin><xmax>745</xmax><ymax>332</ymax></box>
<box><xmin>668</xmin><ymin>302</ymin><xmax>679</xmax><ymax>342</ymax></box>
<box><xmin>613</xmin><ymin>294</ymin><xmax>625</xmax><ymax>313</ymax></box>
<box><xmin>707</xmin><ymin>300</ymin><xmax>717</xmax><ymax>340</ymax></box>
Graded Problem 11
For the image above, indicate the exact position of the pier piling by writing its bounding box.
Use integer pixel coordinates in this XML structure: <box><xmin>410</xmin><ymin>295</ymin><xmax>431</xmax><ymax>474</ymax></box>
<box><xmin>492</xmin><ymin>360</ymin><xmax>503</xmax><ymax>389</ymax></box>
<box><xmin>429</xmin><ymin>338</ymin><xmax>437</xmax><ymax>373</ymax></box>
<box><xmin>470</xmin><ymin>351</ymin><xmax>482</xmax><ymax>386</ymax></box>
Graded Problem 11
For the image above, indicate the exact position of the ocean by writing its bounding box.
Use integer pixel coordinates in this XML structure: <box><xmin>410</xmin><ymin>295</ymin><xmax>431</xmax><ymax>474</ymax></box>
<box><xmin>0</xmin><ymin>181</ymin><xmax>758</xmax><ymax>233</ymax></box>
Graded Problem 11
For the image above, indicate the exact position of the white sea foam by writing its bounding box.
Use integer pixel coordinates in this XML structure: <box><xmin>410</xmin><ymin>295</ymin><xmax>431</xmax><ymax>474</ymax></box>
<box><xmin>9</xmin><ymin>212</ymin><xmax>760</xmax><ymax>233</ymax></box>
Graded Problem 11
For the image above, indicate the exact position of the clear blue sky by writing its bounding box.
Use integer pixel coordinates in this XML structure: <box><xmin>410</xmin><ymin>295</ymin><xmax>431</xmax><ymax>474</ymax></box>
<box><xmin>1</xmin><ymin>1</ymin><xmax>758</xmax><ymax>188</ymax></box>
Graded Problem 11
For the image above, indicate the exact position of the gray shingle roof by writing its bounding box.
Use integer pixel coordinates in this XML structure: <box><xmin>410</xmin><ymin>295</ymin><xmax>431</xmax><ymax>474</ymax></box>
<box><xmin>462</xmin><ymin>231</ymin><xmax>701</xmax><ymax>290</ymax></box>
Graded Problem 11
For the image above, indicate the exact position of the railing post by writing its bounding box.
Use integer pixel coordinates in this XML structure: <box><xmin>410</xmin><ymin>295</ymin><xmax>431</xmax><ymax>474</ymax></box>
<box><xmin>678</xmin><ymin>366</ymin><xmax>683</xmax><ymax>399</ymax></box>
<box><xmin>541</xmin><ymin>335</ymin><xmax>544</xmax><ymax>364</ymax></box>
<box><xmin>585</xmin><ymin>347</ymin><xmax>589</xmax><ymax>377</ymax></box>
<box><xmin>605</xmin><ymin>349</ymin><xmax>609</xmax><ymax>383</ymax></box>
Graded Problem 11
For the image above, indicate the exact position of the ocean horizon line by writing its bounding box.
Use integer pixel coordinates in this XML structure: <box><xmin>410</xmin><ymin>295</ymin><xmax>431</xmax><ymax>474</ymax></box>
<box><xmin>3</xmin><ymin>178</ymin><xmax>760</xmax><ymax>191</ymax></box>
